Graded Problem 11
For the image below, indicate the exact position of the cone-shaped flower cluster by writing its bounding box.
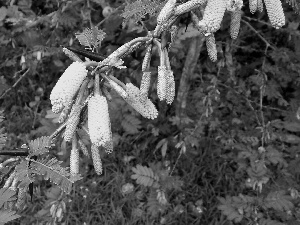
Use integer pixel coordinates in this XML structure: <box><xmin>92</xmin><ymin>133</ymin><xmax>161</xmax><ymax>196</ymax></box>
<box><xmin>249</xmin><ymin>0</ymin><xmax>257</xmax><ymax>13</ymax></box>
<box><xmin>139</xmin><ymin>72</ymin><xmax>152</xmax><ymax>103</ymax></box>
<box><xmin>200</xmin><ymin>0</ymin><xmax>227</xmax><ymax>33</ymax></box>
<box><xmin>157</xmin><ymin>66</ymin><xmax>167</xmax><ymax>101</ymax></box>
<box><xmin>88</xmin><ymin>95</ymin><xmax>113</xmax><ymax>153</ymax></box>
<box><xmin>125</xmin><ymin>83</ymin><xmax>158</xmax><ymax>119</ymax></box>
<box><xmin>264</xmin><ymin>0</ymin><xmax>285</xmax><ymax>29</ymax></box>
<box><xmin>257</xmin><ymin>0</ymin><xmax>263</xmax><ymax>12</ymax></box>
<box><xmin>108</xmin><ymin>79</ymin><xmax>128</xmax><ymax>99</ymax></box>
<box><xmin>230</xmin><ymin>9</ymin><xmax>242</xmax><ymax>39</ymax></box>
<box><xmin>157</xmin><ymin>0</ymin><xmax>177</xmax><ymax>25</ymax></box>
<box><xmin>50</xmin><ymin>62</ymin><xmax>87</xmax><ymax>113</ymax></box>
<box><xmin>206</xmin><ymin>34</ymin><xmax>217</xmax><ymax>62</ymax></box>
<box><xmin>64</xmin><ymin>104</ymin><xmax>82</xmax><ymax>142</ymax></box>
<box><xmin>166</xmin><ymin>70</ymin><xmax>175</xmax><ymax>105</ymax></box>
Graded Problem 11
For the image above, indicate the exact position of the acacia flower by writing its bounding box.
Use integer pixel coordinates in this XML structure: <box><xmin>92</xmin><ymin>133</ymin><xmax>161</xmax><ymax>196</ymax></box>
<box><xmin>50</xmin><ymin>62</ymin><xmax>88</xmax><ymax>113</ymax></box>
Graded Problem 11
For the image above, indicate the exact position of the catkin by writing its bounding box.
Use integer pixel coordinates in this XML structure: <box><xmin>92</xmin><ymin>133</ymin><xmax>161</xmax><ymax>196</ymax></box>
<box><xmin>70</xmin><ymin>147</ymin><xmax>79</xmax><ymax>175</ymax></box>
<box><xmin>157</xmin><ymin>66</ymin><xmax>168</xmax><ymax>101</ymax></box>
<box><xmin>200</xmin><ymin>0</ymin><xmax>227</xmax><ymax>33</ymax></box>
<box><xmin>166</xmin><ymin>70</ymin><xmax>175</xmax><ymax>105</ymax></box>
<box><xmin>157</xmin><ymin>0</ymin><xmax>177</xmax><ymax>25</ymax></box>
<box><xmin>91</xmin><ymin>144</ymin><xmax>102</xmax><ymax>175</ymax></box>
<box><xmin>78</xmin><ymin>139</ymin><xmax>89</xmax><ymax>158</ymax></box>
<box><xmin>206</xmin><ymin>34</ymin><xmax>217</xmax><ymax>62</ymax></box>
<box><xmin>16</xmin><ymin>187</ymin><xmax>27</xmax><ymax>210</ymax></box>
<box><xmin>230</xmin><ymin>9</ymin><xmax>242</xmax><ymax>39</ymax></box>
<box><xmin>125</xmin><ymin>83</ymin><xmax>158</xmax><ymax>120</ymax></box>
<box><xmin>142</xmin><ymin>44</ymin><xmax>152</xmax><ymax>72</ymax></box>
<box><xmin>264</xmin><ymin>0</ymin><xmax>285</xmax><ymax>29</ymax></box>
<box><xmin>257</xmin><ymin>0</ymin><xmax>263</xmax><ymax>12</ymax></box>
<box><xmin>139</xmin><ymin>72</ymin><xmax>152</xmax><ymax>103</ymax></box>
<box><xmin>58</xmin><ymin>102</ymin><xmax>73</xmax><ymax>123</ymax></box>
<box><xmin>108</xmin><ymin>80</ymin><xmax>128</xmax><ymax>99</ymax></box>
<box><xmin>249</xmin><ymin>0</ymin><xmax>257</xmax><ymax>13</ymax></box>
<box><xmin>50</xmin><ymin>62</ymin><xmax>87</xmax><ymax>113</ymax></box>
<box><xmin>88</xmin><ymin>95</ymin><xmax>113</xmax><ymax>151</ymax></box>
<box><xmin>64</xmin><ymin>105</ymin><xmax>82</xmax><ymax>142</ymax></box>
<box><xmin>174</xmin><ymin>0</ymin><xmax>207</xmax><ymax>16</ymax></box>
<box><xmin>62</xmin><ymin>48</ymin><xmax>83</xmax><ymax>62</ymax></box>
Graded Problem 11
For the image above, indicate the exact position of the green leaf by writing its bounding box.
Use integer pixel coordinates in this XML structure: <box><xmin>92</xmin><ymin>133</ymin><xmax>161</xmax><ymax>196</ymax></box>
<box><xmin>217</xmin><ymin>196</ymin><xmax>244</xmax><ymax>223</ymax></box>
<box><xmin>28</xmin><ymin>136</ymin><xmax>51</xmax><ymax>156</ymax></box>
<box><xmin>121</xmin><ymin>0</ymin><xmax>162</xmax><ymax>27</ymax></box>
<box><xmin>263</xmin><ymin>191</ymin><xmax>294</xmax><ymax>212</ymax></box>
<box><xmin>30</xmin><ymin>157</ymin><xmax>82</xmax><ymax>193</ymax></box>
<box><xmin>131</xmin><ymin>165</ymin><xmax>159</xmax><ymax>188</ymax></box>
<box><xmin>121</xmin><ymin>114</ymin><xmax>141</xmax><ymax>134</ymax></box>
<box><xmin>75</xmin><ymin>26</ymin><xmax>106</xmax><ymax>49</ymax></box>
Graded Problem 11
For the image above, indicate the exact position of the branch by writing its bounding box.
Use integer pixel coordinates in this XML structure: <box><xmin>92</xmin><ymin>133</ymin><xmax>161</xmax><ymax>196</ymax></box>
<box><xmin>0</xmin><ymin>68</ymin><xmax>30</xmax><ymax>99</ymax></box>
<box><xmin>241</xmin><ymin>19</ymin><xmax>275</xmax><ymax>51</ymax></box>
<box><xmin>176</xmin><ymin>35</ymin><xmax>205</xmax><ymax>120</ymax></box>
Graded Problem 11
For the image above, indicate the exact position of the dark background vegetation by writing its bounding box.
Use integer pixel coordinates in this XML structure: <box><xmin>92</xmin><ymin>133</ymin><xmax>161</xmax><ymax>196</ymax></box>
<box><xmin>1</xmin><ymin>0</ymin><xmax>300</xmax><ymax>224</ymax></box>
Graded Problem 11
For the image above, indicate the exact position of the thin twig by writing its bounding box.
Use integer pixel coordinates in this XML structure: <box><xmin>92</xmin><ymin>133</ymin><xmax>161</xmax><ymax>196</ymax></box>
<box><xmin>241</xmin><ymin>19</ymin><xmax>275</xmax><ymax>51</ymax></box>
<box><xmin>0</xmin><ymin>68</ymin><xmax>30</xmax><ymax>99</ymax></box>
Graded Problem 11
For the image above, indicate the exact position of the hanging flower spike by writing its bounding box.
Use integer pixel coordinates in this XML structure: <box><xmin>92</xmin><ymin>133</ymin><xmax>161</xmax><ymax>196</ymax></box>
<box><xmin>126</xmin><ymin>83</ymin><xmax>158</xmax><ymax>120</ymax></box>
<box><xmin>50</xmin><ymin>62</ymin><xmax>88</xmax><ymax>113</ymax></box>
<box><xmin>64</xmin><ymin>104</ymin><xmax>82</xmax><ymax>142</ymax></box>
<box><xmin>78</xmin><ymin>138</ymin><xmax>90</xmax><ymax>158</ymax></box>
<box><xmin>230</xmin><ymin>9</ymin><xmax>242</xmax><ymax>39</ymax></box>
<box><xmin>108</xmin><ymin>79</ymin><xmax>128</xmax><ymax>99</ymax></box>
<box><xmin>200</xmin><ymin>0</ymin><xmax>227</xmax><ymax>33</ymax></box>
<box><xmin>257</xmin><ymin>0</ymin><xmax>263</xmax><ymax>12</ymax></box>
<box><xmin>139</xmin><ymin>72</ymin><xmax>152</xmax><ymax>104</ymax></box>
<box><xmin>157</xmin><ymin>65</ymin><xmax>168</xmax><ymax>101</ymax></box>
<box><xmin>142</xmin><ymin>44</ymin><xmax>152</xmax><ymax>72</ymax></box>
<box><xmin>249</xmin><ymin>0</ymin><xmax>257</xmax><ymax>13</ymax></box>
<box><xmin>91</xmin><ymin>144</ymin><xmax>103</xmax><ymax>175</ymax></box>
<box><xmin>264</xmin><ymin>0</ymin><xmax>285</xmax><ymax>29</ymax></box>
<box><xmin>166</xmin><ymin>70</ymin><xmax>175</xmax><ymax>105</ymax></box>
<box><xmin>70</xmin><ymin>137</ymin><xmax>79</xmax><ymax>175</ymax></box>
<box><xmin>157</xmin><ymin>0</ymin><xmax>177</xmax><ymax>25</ymax></box>
<box><xmin>88</xmin><ymin>95</ymin><xmax>113</xmax><ymax>151</ymax></box>
<box><xmin>205</xmin><ymin>33</ymin><xmax>217</xmax><ymax>62</ymax></box>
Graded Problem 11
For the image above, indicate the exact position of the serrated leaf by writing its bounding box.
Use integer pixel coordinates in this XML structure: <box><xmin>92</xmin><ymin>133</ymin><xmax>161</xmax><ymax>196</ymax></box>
<box><xmin>0</xmin><ymin>209</ymin><xmax>20</xmax><ymax>224</ymax></box>
<box><xmin>75</xmin><ymin>27</ymin><xmax>106</xmax><ymax>49</ymax></box>
<box><xmin>131</xmin><ymin>165</ymin><xmax>159</xmax><ymax>188</ymax></box>
<box><xmin>121</xmin><ymin>0</ymin><xmax>162</xmax><ymax>27</ymax></box>
<box><xmin>264</xmin><ymin>191</ymin><xmax>294</xmax><ymax>211</ymax></box>
<box><xmin>121</xmin><ymin>114</ymin><xmax>141</xmax><ymax>134</ymax></box>
<box><xmin>30</xmin><ymin>157</ymin><xmax>82</xmax><ymax>193</ymax></box>
<box><xmin>28</xmin><ymin>136</ymin><xmax>50</xmax><ymax>156</ymax></box>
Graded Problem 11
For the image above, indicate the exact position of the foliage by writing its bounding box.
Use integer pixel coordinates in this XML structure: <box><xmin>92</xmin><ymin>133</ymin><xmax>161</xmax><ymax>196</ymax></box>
<box><xmin>0</xmin><ymin>0</ymin><xmax>300</xmax><ymax>224</ymax></box>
